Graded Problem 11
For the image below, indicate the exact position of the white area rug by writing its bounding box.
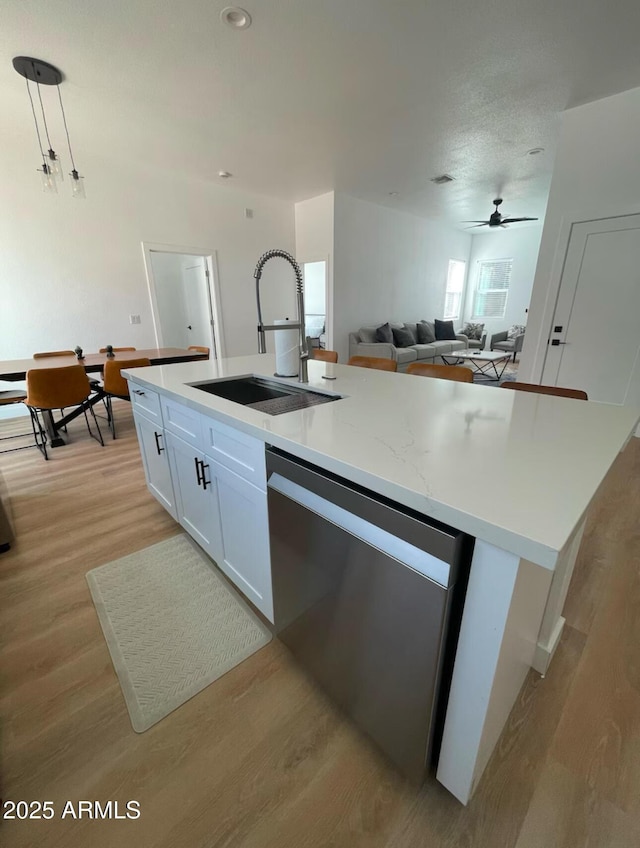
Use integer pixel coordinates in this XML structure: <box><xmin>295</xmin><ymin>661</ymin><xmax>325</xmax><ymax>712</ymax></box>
<box><xmin>86</xmin><ymin>534</ymin><xmax>272</xmax><ymax>732</ymax></box>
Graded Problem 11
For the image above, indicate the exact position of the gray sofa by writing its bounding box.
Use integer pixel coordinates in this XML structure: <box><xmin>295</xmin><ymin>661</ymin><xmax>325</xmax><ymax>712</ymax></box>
<box><xmin>349</xmin><ymin>321</ymin><xmax>468</xmax><ymax>372</ymax></box>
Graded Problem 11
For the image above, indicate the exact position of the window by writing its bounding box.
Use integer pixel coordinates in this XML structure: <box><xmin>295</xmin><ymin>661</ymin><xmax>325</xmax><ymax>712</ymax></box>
<box><xmin>444</xmin><ymin>259</ymin><xmax>466</xmax><ymax>320</ymax></box>
<box><xmin>472</xmin><ymin>258</ymin><xmax>513</xmax><ymax>319</ymax></box>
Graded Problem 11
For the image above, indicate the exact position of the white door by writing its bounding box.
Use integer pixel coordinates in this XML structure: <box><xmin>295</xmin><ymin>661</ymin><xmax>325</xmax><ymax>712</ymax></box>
<box><xmin>133</xmin><ymin>412</ymin><xmax>176</xmax><ymax>520</ymax></box>
<box><xmin>211</xmin><ymin>458</ymin><xmax>273</xmax><ymax>622</ymax></box>
<box><xmin>183</xmin><ymin>261</ymin><xmax>215</xmax><ymax>353</ymax></box>
<box><xmin>165</xmin><ymin>431</ymin><xmax>223</xmax><ymax>562</ymax></box>
<box><xmin>542</xmin><ymin>215</ymin><xmax>640</xmax><ymax>408</ymax></box>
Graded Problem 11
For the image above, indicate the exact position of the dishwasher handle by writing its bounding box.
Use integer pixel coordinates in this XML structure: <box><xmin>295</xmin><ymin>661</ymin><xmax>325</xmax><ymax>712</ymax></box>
<box><xmin>266</xmin><ymin>447</ymin><xmax>465</xmax><ymax>568</ymax></box>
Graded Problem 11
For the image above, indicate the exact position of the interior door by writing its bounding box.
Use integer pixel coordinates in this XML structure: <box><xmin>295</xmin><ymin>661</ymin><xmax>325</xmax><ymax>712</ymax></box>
<box><xmin>183</xmin><ymin>261</ymin><xmax>213</xmax><ymax>351</ymax></box>
<box><xmin>542</xmin><ymin>215</ymin><xmax>640</xmax><ymax>408</ymax></box>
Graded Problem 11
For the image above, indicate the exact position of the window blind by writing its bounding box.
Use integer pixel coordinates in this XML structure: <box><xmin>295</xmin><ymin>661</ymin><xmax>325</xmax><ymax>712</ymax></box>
<box><xmin>473</xmin><ymin>259</ymin><xmax>512</xmax><ymax>318</ymax></box>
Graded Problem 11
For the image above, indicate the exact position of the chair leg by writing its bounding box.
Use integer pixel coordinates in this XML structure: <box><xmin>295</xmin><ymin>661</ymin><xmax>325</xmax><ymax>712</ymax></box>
<box><xmin>28</xmin><ymin>407</ymin><xmax>48</xmax><ymax>460</ymax></box>
<box><xmin>104</xmin><ymin>394</ymin><xmax>116</xmax><ymax>439</ymax></box>
<box><xmin>83</xmin><ymin>404</ymin><xmax>105</xmax><ymax>447</ymax></box>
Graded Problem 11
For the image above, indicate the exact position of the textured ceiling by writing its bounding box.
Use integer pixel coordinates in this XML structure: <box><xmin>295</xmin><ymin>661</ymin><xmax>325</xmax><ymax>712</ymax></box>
<box><xmin>2</xmin><ymin>0</ymin><xmax>640</xmax><ymax>227</ymax></box>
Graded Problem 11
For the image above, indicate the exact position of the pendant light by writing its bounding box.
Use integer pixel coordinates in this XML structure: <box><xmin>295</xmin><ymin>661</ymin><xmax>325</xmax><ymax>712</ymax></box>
<box><xmin>12</xmin><ymin>57</ymin><xmax>85</xmax><ymax>198</ymax></box>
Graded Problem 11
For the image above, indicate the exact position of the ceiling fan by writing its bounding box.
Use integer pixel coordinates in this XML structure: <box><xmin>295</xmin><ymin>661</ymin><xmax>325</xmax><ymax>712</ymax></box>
<box><xmin>463</xmin><ymin>198</ymin><xmax>538</xmax><ymax>229</ymax></box>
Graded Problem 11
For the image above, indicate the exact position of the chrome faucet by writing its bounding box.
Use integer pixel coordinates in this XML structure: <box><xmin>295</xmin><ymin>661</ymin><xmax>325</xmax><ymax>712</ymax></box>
<box><xmin>254</xmin><ymin>249</ymin><xmax>309</xmax><ymax>383</ymax></box>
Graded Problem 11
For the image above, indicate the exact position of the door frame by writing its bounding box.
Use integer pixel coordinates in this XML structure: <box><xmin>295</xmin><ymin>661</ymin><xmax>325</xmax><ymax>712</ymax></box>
<box><xmin>141</xmin><ymin>242</ymin><xmax>226</xmax><ymax>359</ymax></box>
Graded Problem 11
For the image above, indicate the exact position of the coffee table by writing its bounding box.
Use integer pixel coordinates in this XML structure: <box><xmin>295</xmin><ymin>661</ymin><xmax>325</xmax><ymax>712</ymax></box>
<box><xmin>440</xmin><ymin>350</ymin><xmax>511</xmax><ymax>381</ymax></box>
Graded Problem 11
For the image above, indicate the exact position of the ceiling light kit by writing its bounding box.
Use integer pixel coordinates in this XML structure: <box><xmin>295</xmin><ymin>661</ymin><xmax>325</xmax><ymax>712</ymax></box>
<box><xmin>13</xmin><ymin>56</ymin><xmax>85</xmax><ymax>198</ymax></box>
<box><xmin>220</xmin><ymin>7</ymin><xmax>252</xmax><ymax>29</ymax></box>
<box><xmin>218</xmin><ymin>170</ymin><xmax>233</xmax><ymax>179</ymax></box>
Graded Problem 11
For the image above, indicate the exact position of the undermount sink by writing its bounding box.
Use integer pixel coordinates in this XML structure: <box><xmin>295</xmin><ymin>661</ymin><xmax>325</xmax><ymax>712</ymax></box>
<box><xmin>187</xmin><ymin>375</ymin><xmax>342</xmax><ymax>416</ymax></box>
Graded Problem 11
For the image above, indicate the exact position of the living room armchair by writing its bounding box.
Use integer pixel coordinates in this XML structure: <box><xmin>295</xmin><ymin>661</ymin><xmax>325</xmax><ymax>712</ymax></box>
<box><xmin>490</xmin><ymin>328</ymin><xmax>525</xmax><ymax>362</ymax></box>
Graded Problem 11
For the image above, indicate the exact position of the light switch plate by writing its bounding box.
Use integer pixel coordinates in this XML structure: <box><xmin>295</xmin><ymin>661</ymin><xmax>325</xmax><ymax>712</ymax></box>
<box><xmin>129</xmin><ymin>314</ymin><xmax>141</xmax><ymax>325</ymax></box>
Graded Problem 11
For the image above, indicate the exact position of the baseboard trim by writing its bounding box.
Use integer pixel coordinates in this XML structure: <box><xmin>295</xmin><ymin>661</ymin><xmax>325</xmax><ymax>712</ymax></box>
<box><xmin>533</xmin><ymin>615</ymin><xmax>565</xmax><ymax>675</ymax></box>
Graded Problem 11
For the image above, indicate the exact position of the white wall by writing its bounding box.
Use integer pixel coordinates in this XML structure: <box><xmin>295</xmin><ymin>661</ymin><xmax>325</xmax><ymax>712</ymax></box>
<box><xmin>332</xmin><ymin>193</ymin><xmax>472</xmax><ymax>363</ymax></box>
<box><xmin>0</xmin><ymin>144</ymin><xmax>296</xmax><ymax>361</ymax></box>
<box><xmin>520</xmin><ymin>86</ymin><xmax>640</xmax><ymax>382</ymax></box>
<box><xmin>295</xmin><ymin>192</ymin><xmax>334</xmax><ymax>348</ymax></box>
<box><xmin>463</xmin><ymin>225</ymin><xmax>543</xmax><ymax>344</ymax></box>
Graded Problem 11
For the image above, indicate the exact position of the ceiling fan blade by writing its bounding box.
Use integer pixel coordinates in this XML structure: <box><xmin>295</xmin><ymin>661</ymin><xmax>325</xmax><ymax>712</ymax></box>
<box><xmin>461</xmin><ymin>220</ymin><xmax>489</xmax><ymax>224</ymax></box>
<box><xmin>500</xmin><ymin>216</ymin><xmax>539</xmax><ymax>224</ymax></box>
<box><xmin>464</xmin><ymin>223</ymin><xmax>489</xmax><ymax>229</ymax></box>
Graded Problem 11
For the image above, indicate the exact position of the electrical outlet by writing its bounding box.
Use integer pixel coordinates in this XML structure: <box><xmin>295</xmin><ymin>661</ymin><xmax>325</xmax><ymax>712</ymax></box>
<box><xmin>244</xmin><ymin>208</ymin><xmax>253</xmax><ymax>219</ymax></box>
<box><xmin>129</xmin><ymin>314</ymin><xmax>141</xmax><ymax>325</ymax></box>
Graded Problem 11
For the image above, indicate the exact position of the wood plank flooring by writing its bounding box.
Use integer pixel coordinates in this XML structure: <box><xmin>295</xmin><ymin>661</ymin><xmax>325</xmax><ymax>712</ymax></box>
<box><xmin>1</xmin><ymin>404</ymin><xmax>639</xmax><ymax>847</ymax></box>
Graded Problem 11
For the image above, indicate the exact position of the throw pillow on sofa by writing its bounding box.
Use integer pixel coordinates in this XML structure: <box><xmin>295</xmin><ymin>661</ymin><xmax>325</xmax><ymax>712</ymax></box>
<box><xmin>417</xmin><ymin>321</ymin><xmax>436</xmax><ymax>344</ymax></box>
<box><xmin>507</xmin><ymin>324</ymin><xmax>526</xmax><ymax>339</ymax></box>
<box><xmin>375</xmin><ymin>322</ymin><xmax>393</xmax><ymax>343</ymax></box>
<box><xmin>461</xmin><ymin>321</ymin><xmax>484</xmax><ymax>341</ymax></box>
<box><xmin>434</xmin><ymin>319</ymin><xmax>456</xmax><ymax>341</ymax></box>
<box><xmin>392</xmin><ymin>327</ymin><xmax>416</xmax><ymax>348</ymax></box>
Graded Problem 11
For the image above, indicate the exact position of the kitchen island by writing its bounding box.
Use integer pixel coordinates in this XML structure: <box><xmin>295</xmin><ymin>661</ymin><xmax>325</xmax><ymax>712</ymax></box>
<box><xmin>124</xmin><ymin>354</ymin><xmax>640</xmax><ymax>804</ymax></box>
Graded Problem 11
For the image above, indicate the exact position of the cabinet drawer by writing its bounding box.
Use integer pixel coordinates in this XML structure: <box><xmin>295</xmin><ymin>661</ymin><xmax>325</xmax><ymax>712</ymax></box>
<box><xmin>161</xmin><ymin>397</ymin><xmax>203</xmax><ymax>450</ymax></box>
<box><xmin>202</xmin><ymin>417</ymin><xmax>266</xmax><ymax>489</ymax></box>
<box><xmin>129</xmin><ymin>382</ymin><xmax>162</xmax><ymax>423</ymax></box>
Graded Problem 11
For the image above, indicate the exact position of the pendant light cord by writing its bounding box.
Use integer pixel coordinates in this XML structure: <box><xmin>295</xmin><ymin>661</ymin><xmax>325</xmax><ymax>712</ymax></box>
<box><xmin>36</xmin><ymin>80</ymin><xmax>54</xmax><ymax>153</ymax></box>
<box><xmin>57</xmin><ymin>85</ymin><xmax>76</xmax><ymax>171</ymax></box>
<box><xmin>25</xmin><ymin>77</ymin><xmax>47</xmax><ymax>167</ymax></box>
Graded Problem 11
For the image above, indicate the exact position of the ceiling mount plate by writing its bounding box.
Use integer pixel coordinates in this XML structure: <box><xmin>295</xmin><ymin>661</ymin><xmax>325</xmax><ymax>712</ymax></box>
<box><xmin>12</xmin><ymin>56</ymin><xmax>63</xmax><ymax>85</ymax></box>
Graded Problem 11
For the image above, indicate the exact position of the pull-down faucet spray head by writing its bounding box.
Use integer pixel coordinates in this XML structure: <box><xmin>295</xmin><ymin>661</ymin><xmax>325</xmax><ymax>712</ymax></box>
<box><xmin>254</xmin><ymin>249</ymin><xmax>309</xmax><ymax>382</ymax></box>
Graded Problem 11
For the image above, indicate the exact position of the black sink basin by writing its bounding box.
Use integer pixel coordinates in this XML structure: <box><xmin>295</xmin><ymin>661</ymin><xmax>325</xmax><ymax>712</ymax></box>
<box><xmin>187</xmin><ymin>376</ymin><xmax>341</xmax><ymax>416</ymax></box>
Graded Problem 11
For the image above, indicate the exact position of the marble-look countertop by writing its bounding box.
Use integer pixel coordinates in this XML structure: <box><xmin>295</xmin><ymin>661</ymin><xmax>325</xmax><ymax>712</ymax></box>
<box><xmin>124</xmin><ymin>354</ymin><xmax>640</xmax><ymax>570</ymax></box>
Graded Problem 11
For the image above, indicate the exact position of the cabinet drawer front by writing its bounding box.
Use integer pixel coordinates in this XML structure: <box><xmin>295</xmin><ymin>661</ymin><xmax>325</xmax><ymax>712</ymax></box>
<box><xmin>203</xmin><ymin>417</ymin><xmax>266</xmax><ymax>489</ymax></box>
<box><xmin>162</xmin><ymin>397</ymin><xmax>203</xmax><ymax>450</ymax></box>
<box><xmin>129</xmin><ymin>382</ymin><xmax>162</xmax><ymax>423</ymax></box>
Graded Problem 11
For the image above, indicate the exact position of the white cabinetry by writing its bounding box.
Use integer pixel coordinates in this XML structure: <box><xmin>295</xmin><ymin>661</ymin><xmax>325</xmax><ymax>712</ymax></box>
<box><xmin>131</xmin><ymin>386</ymin><xmax>176</xmax><ymax>520</ymax></box>
<box><xmin>165</xmin><ymin>430</ymin><xmax>223</xmax><ymax>565</ymax></box>
<box><xmin>212</xmin><ymin>459</ymin><xmax>273</xmax><ymax>622</ymax></box>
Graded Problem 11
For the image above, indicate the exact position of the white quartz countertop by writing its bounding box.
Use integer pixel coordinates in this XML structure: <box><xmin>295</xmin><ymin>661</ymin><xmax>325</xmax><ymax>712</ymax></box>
<box><xmin>124</xmin><ymin>355</ymin><xmax>640</xmax><ymax>570</ymax></box>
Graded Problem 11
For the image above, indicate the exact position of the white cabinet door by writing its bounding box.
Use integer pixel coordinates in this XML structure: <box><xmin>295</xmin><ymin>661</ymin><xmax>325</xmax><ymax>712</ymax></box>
<box><xmin>166</xmin><ymin>431</ymin><xmax>223</xmax><ymax>563</ymax></box>
<box><xmin>211</xmin><ymin>458</ymin><xmax>273</xmax><ymax>622</ymax></box>
<box><xmin>133</xmin><ymin>411</ymin><xmax>176</xmax><ymax>520</ymax></box>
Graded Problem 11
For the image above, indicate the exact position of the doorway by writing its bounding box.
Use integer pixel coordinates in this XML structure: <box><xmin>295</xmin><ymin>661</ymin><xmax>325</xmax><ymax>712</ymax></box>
<box><xmin>142</xmin><ymin>243</ymin><xmax>225</xmax><ymax>358</ymax></box>
<box><xmin>303</xmin><ymin>260</ymin><xmax>328</xmax><ymax>349</ymax></box>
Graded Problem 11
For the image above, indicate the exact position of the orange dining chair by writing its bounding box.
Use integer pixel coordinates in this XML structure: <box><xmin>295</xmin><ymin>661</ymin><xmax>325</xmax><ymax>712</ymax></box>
<box><xmin>188</xmin><ymin>345</ymin><xmax>210</xmax><ymax>357</ymax></box>
<box><xmin>25</xmin><ymin>365</ymin><xmax>104</xmax><ymax>460</ymax></box>
<box><xmin>407</xmin><ymin>362</ymin><xmax>473</xmax><ymax>383</ymax></box>
<box><xmin>99</xmin><ymin>347</ymin><xmax>137</xmax><ymax>353</ymax></box>
<box><xmin>0</xmin><ymin>390</ymin><xmax>38</xmax><ymax>454</ymax></box>
<box><xmin>33</xmin><ymin>350</ymin><xmax>75</xmax><ymax>359</ymax></box>
<box><xmin>500</xmin><ymin>381</ymin><xmax>588</xmax><ymax>400</ymax></box>
<box><xmin>102</xmin><ymin>358</ymin><xmax>152</xmax><ymax>438</ymax></box>
<box><xmin>312</xmin><ymin>349</ymin><xmax>338</xmax><ymax>363</ymax></box>
<box><xmin>348</xmin><ymin>356</ymin><xmax>397</xmax><ymax>372</ymax></box>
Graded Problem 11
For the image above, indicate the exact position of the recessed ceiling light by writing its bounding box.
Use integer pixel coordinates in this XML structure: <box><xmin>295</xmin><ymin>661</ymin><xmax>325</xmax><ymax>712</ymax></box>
<box><xmin>220</xmin><ymin>7</ymin><xmax>252</xmax><ymax>29</ymax></box>
<box><xmin>430</xmin><ymin>174</ymin><xmax>455</xmax><ymax>184</ymax></box>
<box><xmin>527</xmin><ymin>147</ymin><xmax>544</xmax><ymax>156</ymax></box>
<box><xmin>218</xmin><ymin>170</ymin><xmax>233</xmax><ymax>178</ymax></box>
<box><xmin>388</xmin><ymin>191</ymin><xmax>399</xmax><ymax>196</ymax></box>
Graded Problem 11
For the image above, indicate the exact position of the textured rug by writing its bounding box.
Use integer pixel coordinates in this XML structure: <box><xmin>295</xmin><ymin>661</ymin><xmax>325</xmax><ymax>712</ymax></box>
<box><xmin>86</xmin><ymin>534</ymin><xmax>272</xmax><ymax>732</ymax></box>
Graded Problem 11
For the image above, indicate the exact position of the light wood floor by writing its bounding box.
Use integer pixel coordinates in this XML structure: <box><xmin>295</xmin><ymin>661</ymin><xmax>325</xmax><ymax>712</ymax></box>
<box><xmin>1</xmin><ymin>405</ymin><xmax>639</xmax><ymax>847</ymax></box>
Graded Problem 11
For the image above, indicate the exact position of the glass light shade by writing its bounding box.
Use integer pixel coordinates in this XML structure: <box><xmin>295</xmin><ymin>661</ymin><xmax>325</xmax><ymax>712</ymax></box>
<box><xmin>47</xmin><ymin>149</ymin><xmax>64</xmax><ymax>181</ymax></box>
<box><xmin>70</xmin><ymin>169</ymin><xmax>85</xmax><ymax>199</ymax></box>
<box><xmin>39</xmin><ymin>163</ymin><xmax>57</xmax><ymax>193</ymax></box>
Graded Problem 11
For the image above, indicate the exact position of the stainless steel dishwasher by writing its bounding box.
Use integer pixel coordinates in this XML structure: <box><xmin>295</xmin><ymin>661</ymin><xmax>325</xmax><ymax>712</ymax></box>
<box><xmin>266</xmin><ymin>447</ymin><xmax>472</xmax><ymax>783</ymax></box>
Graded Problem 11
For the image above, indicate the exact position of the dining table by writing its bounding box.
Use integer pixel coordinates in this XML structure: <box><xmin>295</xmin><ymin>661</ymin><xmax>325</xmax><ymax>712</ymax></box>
<box><xmin>0</xmin><ymin>347</ymin><xmax>208</xmax><ymax>447</ymax></box>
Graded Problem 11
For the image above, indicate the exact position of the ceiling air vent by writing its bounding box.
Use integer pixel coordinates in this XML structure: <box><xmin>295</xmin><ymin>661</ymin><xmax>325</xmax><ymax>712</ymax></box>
<box><xmin>430</xmin><ymin>174</ymin><xmax>455</xmax><ymax>185</ymax></box>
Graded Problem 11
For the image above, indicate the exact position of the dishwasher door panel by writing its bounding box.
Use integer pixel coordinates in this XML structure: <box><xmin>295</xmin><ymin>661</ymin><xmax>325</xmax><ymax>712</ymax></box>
<box><xmin>269</xmin><ymin>485</ymin><xmax>451</xmax><ymax>783</ymax></box>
